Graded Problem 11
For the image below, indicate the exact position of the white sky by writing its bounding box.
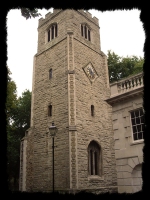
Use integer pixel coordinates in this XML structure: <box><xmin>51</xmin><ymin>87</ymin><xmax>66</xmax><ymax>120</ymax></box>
<box><xmin>7</xmin><ymin>8</ymin><xmax>145</xmax><ymax>97</ymax></box>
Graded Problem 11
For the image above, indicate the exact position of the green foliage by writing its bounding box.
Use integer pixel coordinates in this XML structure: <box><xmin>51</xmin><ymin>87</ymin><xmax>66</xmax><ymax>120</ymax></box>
<box><xmin>12</xmin><ymin>90</ymin><xmax>31</xmax><ymax>138</ymax></box>
<box><xmin>21</xmin><ymin>8</ymin><xmax>41</xmax><ymax>20</ymax></box>
<box><xmin>107</xmin><ymin>50</ymin><xmax>144</xmax><ymax>83</ymax></box>
<box><xmin>6</xmin><ymin>66</ymin><xmax>31</xmax><ymax>190</ymax></box>
<box><xmin>6</xmin><ymin>67</ymin><xmax>17</xmax><ymax>122</ymax></box>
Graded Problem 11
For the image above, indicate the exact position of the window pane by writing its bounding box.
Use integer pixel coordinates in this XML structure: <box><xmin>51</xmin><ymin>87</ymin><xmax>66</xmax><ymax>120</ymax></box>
<box><xmin>132</xmin><ymin>126</ymin><xmax>137</xmax><ymax>133</ymax></box>
<box><xmin>135</xmin><ymin>110</ymin><xmax>139</xmax><ymax>117</ymax></box>
<box><xmin>81</xmin><ymin>25</ymin><xmax>83</xmax><ymax>36</ymax></box>
<box><xmin>52</xmin><ymin>26</ymin><xmax>54</xmax><ymax>39</ymax></box>
<box><xmin>138</xmin><ymin>132</ymin><xmax>143</xmax><ymax>140</ymax></box>
<box><xmin>88</xmin><ymin>29</ymin><xmax>91</xmax><ymax>41</ymax></box>
<box><xmin>141</xmin><ymin>116</ymin><xmax>144</xmax><ymax>123</ymax></box>
<box><xmin>48</xmin><ymin>30</ymin><xmax>50</xmax><ymax>42</ymax></box>
<box><xmin>133</xmin><ymin>133</ymin><xmax>137</xmax><ymax>140</ymax></box>
<box><xmin>131</xmin><ymin>118</ymin><xmax>135</xmax><ymax>125</ymax></box>
<box><xmin>137</xmin><ymin>125</ymin><xmax>141</xmax><ymax>132</ymax></box>
<box><xmin>90</xmin><ymin>150</ymin><xmax>93</xmax><ymax>175</ymax></box>
<box><xmin>95</xmin><ymin>152</ymin><xmax>97</xmax><ymax>175</ymax></box>
<box><xmin>141</xmin><ymin>124</ymin><xmax>144</xmax><ymax>132</ymax></box>
<box><xmin>55</xmin><ymin>25</ymin><xmax>57</xmax><ymax>37</ymax></box>
<box><xmin>85</xmin><ymin>26</ymin><xmax>87</xmax><ymax>39</ymax></box>
<box><xmin>136</xmin><ymin>117</ymin><xmax>140</xmax><ymax>124</ymax></box>
<box><xmin>131</xmin><ymin>112</ymin><xmax>135</xmax><ymax>118</ymax></box>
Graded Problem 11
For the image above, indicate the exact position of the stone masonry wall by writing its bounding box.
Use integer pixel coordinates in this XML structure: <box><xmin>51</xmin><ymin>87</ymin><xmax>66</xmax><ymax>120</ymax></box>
<box><xmin>37</xmin><ymin>10</ymin><xmax>101</xmax><ymax>54</ymax></box>
<box><xmin>26</xmin><ymin>127</ymin><xmax>34</xmax><ymax>191</ymax></box>
<box><xmin>26</xmin><ymin>9</ymin><xmax>118</xmax><ymax>192</ymax></box>
<box><xmin>31</xmin><ymin>37</ymin><xmax>70</xmax><ymax>191</ymax></box>
<box><xmin>73</xmin><ymin>38</ymin><xmax>117</xmax><ymax>190</ymax></box>
<box><xmin>111</xmin><ymin>95</ymin><xmax>143</xmax><ymax>193</ymax></box>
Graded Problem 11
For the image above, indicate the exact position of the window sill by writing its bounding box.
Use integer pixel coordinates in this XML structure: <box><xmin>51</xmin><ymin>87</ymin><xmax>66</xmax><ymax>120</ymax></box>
<box><xmin>130</xmin><ymin>139</ymin><xmax>144</xmax><ymax>146</ymax></box>
<box><xmin>88</xmin><ymin>175</ymin><xmax>104</xmax><ymax>181</ymax></box>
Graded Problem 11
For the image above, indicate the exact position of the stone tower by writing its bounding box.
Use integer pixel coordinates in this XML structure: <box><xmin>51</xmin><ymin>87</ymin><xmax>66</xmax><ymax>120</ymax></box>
<box><xmin>19</xmin><ymin>9</ymin><xmax>118</xmax><ymax>193</ymax></box>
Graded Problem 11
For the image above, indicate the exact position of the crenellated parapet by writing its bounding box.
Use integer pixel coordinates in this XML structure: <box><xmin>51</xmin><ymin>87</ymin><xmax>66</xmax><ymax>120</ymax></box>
<box><xmin>38</xmin><ymin>9</ymin><xmax>99</xmax><ymax>28</ymax></box>
<box><xmin>38</xmin><ymin>9</ymin><xmax>62</xmax><ymax>27</ymax></box>
<box><xmin>77</xmin><ymin>10</ymin><xmax>99</xmax><ymax>26</ymax></box>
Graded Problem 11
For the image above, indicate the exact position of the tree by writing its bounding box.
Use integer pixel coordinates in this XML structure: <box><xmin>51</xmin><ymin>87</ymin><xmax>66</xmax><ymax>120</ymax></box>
<box><xmin>6</xmin><ymin>67</ymin><xmax>18</xmax><ymax>190</ymax></box>
<box><xmin>6</xmin><ymin>67</ymin><xmax>17</xmax><ymax>123</ymax></box>
<box><xmin>107</xmin><ymin>50</ymin><xmax>144</xmax><ymax>83</ymax></box>
<box><xmin>21</xmin><ymin>8</ymin><xmax>41</xmax><ymax>20</ymax></box>
<box><xmin>12</xmin><ymin>90</ymin><xmax>31</xmax><ymax>139</ymax></box>
<box><xmin>6</xmin><ymin>68</ymin><xmax>32</xmax><ymax>190</ymax></box>
<box><xmin>107</xmin><ymin>50</ymin><xmax>122</xmax><ymax>83</ymax></box>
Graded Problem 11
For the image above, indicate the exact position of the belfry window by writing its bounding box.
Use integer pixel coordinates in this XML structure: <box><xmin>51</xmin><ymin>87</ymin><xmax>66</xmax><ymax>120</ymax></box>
<box><xmin>88</xmin><ymin>141</ymin><xmax>102</xmax><ymax>176</ymax></box>
<box><xmin>81</xmin><ymin>24</ymin><xmax>91</xmax><ymax>41</ymax></box>
<box><xmin>47</xmin><ymin>23</ymin><xmax>58</xmax><ymax>42</ymax></box>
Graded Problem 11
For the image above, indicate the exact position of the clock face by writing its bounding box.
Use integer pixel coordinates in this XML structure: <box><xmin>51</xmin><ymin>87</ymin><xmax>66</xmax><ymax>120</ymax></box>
<box><xmin>87</xmin><ymin>65</ymin><xmax>95</xmax><ymax>79</ymax></box>
<box><xmin>83</xmin><ymin>62</ymin><xmax>98</xmax><ymax>83</ymax></box>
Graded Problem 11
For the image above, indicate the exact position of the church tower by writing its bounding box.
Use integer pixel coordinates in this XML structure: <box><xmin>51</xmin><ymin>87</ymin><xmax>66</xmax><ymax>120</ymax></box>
<box><xmin>19</xmin><ymin>9</ymin><xmax>117</xmax><ymax>193</ymax></box>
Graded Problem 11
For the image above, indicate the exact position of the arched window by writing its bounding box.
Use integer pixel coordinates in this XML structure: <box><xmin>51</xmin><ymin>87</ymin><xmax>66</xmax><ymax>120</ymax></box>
<box><xmin>47</xmin><ymin>23</ymin><xmax>58</xmax><ymax>42</ymax></box>
<box><xmin>81</xmin><ymin>24</ymin><xmax>91</xmax><ymax>41</ymax></box>
<box><xmin>49</xmin><ymin>68</ymin><xmax>52</xmax><ymax>79</ymax></box>
<box><xmin>91</xmin><ymin>105</ymin><xmax>94</xmax><ymax>116</ymax></box>
<box><xmin>88</xmin><ymin>141</ymin><xmax>102</xmax><ymax>176</ymax></box>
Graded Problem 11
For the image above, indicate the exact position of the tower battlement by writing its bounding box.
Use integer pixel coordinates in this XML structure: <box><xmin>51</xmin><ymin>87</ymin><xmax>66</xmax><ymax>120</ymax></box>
<box><xmin>38</xmin><ymin>9</ymin><xmax>62</xmax><ymax>27</ymax></box>
<box><xmin>38</xmin><ymin>9</ymin><xmax>99</xmax><ymax>28</ymax></box>
<box><xmin>77</xmin><ymin>10</ymin><xmax>99</xmax><ymax>25</ymax></box>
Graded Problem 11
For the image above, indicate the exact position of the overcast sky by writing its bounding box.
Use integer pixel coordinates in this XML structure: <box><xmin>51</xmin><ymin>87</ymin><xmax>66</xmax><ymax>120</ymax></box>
<box><xmin>7</xmin><ymin>8</ymin><xmax>145</xmax><ymax>97</ymax></box>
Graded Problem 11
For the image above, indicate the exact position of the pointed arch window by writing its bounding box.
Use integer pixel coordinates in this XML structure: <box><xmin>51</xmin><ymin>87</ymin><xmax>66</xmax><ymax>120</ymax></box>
<box><xmin>47</xmin><ymin>23</ymin><xmax>58</xmax><ymax>42</ymax></box>
<box><xmin>81</xmin><ymin>24</ymin><xmax>91</xmax><ymax>41</ymax></box>
<box><xmin>88</xmin><ymin>141</ymin><xmax>102</xmax><ymax>176</ymax></box>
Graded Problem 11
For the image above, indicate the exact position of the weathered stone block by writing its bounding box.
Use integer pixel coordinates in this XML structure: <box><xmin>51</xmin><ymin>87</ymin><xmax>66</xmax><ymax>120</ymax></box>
<box><xmin>116</xmin><ymin>159</ymin><xmax>128</xmax><ymax>166</ymax></box>
<box><xmin>128</xmin><ymin>158</ymin><xmax>136</xmax><ymax>169</ymax></box>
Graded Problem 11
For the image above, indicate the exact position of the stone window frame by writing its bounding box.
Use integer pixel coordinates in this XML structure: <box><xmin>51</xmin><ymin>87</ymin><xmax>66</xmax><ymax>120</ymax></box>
<box><xmin>47</xmin><ymin>23</ymin><xmax>58</xmax><ymax>42</ymax></box>
<box><xmin>88</xmin><ymin>140</ymin><xmax>102</xmax><ymax>176</ymax></box>
<box><xmin>130</xmin><ymin>108</ymin><xmax>144</xmax><ymax>142</ymax></box>
<box><xmin>81</xmin><ymin>23</ymin><xmax>91</xmax><ymax>41</ymax></box>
